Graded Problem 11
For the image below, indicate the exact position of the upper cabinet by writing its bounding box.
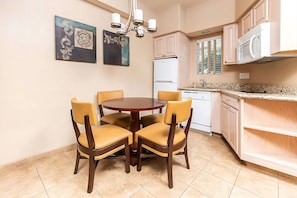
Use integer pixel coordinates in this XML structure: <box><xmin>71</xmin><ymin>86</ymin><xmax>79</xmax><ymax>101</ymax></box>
<box><xmin>241</xmin><ymin>10</ymin><xmax>253</xmax><ymax>36</ymax></box>
<box><xmin>270</xmin><ymin>0</ymin><xmax>297</xmax><ymax>55</ymax></box>
<box><xmin>239</xmin><ymin>0</ymin><xmax>269</xmax><ymax>37</ymax></box>
<box><xmin>154</xmin><ymin>34</ymin><xmax>177</xmax><ymax>58</ymax></box>
<box><xmin>223</xmin><ymin>24</ymin><xmax>238</xmax><ymax>65</ymax></box>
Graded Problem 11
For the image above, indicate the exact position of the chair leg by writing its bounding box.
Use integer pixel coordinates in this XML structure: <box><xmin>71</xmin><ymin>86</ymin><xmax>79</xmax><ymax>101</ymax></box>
<box><xmin>87</xmin><ymin>157</ymin><xmax>96</xmax><ymax>193</ymax></box>
<box><xmin>167</xmin><ymin>153</ymin><xmax>173</xmax><ymax>188</ymax></box>
<box><xmin>184</xmin><ymin>145</ymin><xmax>190</xmax><ymax>169</ymax></box>
<box><xmin>74</xmin><ymin>150</ymin><xmax>80</xmax><ymax>174</ymax></box>
<box><xmin>136</xmin><ymin>139</ymin><xmax>142</xmax><ymax>172</ymax></box>
<box><xmin>125</xmin><ymin>139</ymin><xmax>130</xmax><ymax>173</ymax></box>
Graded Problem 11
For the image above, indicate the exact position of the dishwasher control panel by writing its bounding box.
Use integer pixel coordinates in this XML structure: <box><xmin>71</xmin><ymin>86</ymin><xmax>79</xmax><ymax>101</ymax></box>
<box><xmin>182</xmin><ymin>91</ymin><xmax>211</xmax><ymax>100</ymax></box>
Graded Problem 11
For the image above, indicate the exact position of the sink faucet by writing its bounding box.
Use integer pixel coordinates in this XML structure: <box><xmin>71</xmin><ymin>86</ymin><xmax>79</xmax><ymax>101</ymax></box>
<box><xmin>200</xmin><ymin>79</ymin><xmax>206</xmax><ymax>88</ymax></box>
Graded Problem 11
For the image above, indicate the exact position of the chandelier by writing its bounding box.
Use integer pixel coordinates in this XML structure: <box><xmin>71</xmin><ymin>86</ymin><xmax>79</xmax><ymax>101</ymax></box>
<box><xmin>111</xmin><ymin>0</ymin><xmax>157</xmax><ymax>38</ymax></box>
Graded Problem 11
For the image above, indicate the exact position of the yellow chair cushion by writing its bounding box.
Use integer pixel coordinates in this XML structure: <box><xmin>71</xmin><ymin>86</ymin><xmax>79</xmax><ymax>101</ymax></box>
<box><xmin>135</xmin><ymin>123</ymin><xmax>186</xmax><ymax>157</ymax></box>
<box><xmin>141</xmin><ymin>113</ymin><xmax>164</xmax><ymax>127</ymax></box>
<box><xmin>78</xmin><ymin>124</ymin><xmax>132</xmax><ymax>160</ymax></box>
<box><xmin>101</xmin><ymin>113</ymin><xmax>130</xmax><ymax>127</ymax></box>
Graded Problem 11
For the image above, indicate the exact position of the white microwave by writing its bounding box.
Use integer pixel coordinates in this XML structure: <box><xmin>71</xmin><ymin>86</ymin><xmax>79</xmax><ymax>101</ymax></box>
<box><xmin>237</xmin><ymin>22</ymin><xmax>271</xmax><ymax>64</ymax></box>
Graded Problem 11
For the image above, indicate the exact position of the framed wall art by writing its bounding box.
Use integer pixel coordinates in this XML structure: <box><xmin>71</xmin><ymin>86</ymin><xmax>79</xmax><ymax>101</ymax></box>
<box><xmin>103</xmin><ymin>30</ymin><xmax>129</xmax><ymax>66</ymax></box>
<box><xmin>55</xmin><ymin>16</ymin><xmax>96</xmax><ymax>63</ymax></box>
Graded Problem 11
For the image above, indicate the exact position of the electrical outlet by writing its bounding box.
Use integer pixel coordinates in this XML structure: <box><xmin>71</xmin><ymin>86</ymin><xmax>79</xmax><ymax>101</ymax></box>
<box><xmin>239</xmin><ymin>73</ymin><xmax>250</xmax><ymax>79</ymax></box>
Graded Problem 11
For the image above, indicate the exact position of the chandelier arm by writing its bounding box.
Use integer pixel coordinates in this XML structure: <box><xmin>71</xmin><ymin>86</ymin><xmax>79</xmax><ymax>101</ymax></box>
<box><xmin>121</xmin><ymin>0</ymin><xmax>134</xmax><ymax>35</ymax></box>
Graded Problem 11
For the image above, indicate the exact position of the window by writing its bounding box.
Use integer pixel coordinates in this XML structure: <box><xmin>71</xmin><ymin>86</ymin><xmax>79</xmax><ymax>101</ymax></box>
<box><xmin>197</xmin><ymin>36</ymin><xmax>222</xmax><ymax>74</ymax></box>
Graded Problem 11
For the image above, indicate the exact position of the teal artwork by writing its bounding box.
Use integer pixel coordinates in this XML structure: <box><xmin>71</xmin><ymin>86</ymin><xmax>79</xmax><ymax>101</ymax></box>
<box><xmin>55</xmin><ymin>16</ymin><xmax>96</xmax><ymax>63</ymax></box>
<box><xmin>103</xmin><ymin>30</ymin><xmax>130</xmax><ymax>66</ymax></box>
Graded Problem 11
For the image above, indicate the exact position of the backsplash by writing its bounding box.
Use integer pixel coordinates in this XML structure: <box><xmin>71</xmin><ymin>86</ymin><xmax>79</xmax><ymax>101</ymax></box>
<box><xmin>190</xmin><ymin>82</ymin><xmax>297</xmax><ymax>95</ymax></box>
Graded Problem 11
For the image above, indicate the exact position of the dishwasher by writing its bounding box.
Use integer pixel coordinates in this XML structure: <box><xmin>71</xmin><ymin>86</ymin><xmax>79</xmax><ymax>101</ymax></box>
<box><xmin>182</xmin><ymin>90</ymin><xmax>212</xmax><ymax>135</ymax></box>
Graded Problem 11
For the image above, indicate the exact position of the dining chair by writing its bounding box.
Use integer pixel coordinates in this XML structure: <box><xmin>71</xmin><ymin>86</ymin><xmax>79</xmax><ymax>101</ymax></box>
<box><xmin>141</xmin><ymin>90</ymin><xmax>181</xmax><ymax>127</ymax></box>
<box><xmin>97</xmin><ymin>90</ymin><xmax>130</xmax><ymax>129</ymax></box>
<box><xmin>70</xmin><ymin>98</ymin><xmax>132</xmax><ymax>193</ymax></box>
<box><xmin>136</xmin><ymin>98</ymin><xmax>193</xmax><ymax>188</ymax></box>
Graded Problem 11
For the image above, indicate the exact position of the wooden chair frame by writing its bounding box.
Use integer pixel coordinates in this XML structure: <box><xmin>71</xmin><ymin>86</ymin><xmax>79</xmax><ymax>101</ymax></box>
<box><xmin>71</xmin><ymin>110</ymin><xmax>130</xmax><ymax>193</ymax></box>
<box><xmin>136</xmin><ymin>108</ymin><xmax>193</xmax><ymax>188</ymax></box>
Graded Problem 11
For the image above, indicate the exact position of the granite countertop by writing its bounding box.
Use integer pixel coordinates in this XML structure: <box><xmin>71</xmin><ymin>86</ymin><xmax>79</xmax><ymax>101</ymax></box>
<box><xmin>180</xmin><ymin>87</ymin><xmax>221</xmax><ymax>92</ymax></box>
<box><xmin>180</xmin><ymin>87</ymin><xmax>297</xmax><ymax>102</ymax></box>
<box><xmin>221</xmin><ymin>90</ymin><xmax>297</xmax><ymax>102</ymax></box>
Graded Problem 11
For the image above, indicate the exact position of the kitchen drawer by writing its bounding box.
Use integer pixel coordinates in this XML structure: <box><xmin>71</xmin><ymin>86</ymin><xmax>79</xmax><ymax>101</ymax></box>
<box><xmin>222</xmin><ymin>94</ymin><xmax>239</xmax><ymax>109</ymax></box>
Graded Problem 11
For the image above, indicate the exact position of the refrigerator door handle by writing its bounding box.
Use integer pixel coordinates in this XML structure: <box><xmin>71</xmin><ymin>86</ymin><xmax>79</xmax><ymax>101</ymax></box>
<box><xmin>155</xmin><ymin>81</ymin><xmax>174</xmax><ymax>83</ymax></box>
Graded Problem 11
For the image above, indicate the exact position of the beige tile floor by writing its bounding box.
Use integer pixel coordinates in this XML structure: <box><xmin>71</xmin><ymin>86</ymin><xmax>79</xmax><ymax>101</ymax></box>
<box><xmin>1</xmin><ymin>131</ymin><xmax>297</xmax><ymax>198</ymax></box>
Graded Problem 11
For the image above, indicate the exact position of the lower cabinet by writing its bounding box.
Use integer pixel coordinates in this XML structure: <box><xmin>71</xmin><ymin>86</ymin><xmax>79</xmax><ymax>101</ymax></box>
<box><xmin>221</xmin><ymin>94</ymin><xmax>240</xmax><ymax>155</ymax></box>
<box><xmin>221</xmin><ymin>93</ymin><xmax>297</xmax><ymax>177</ymax></box>
<box><xmin>241</xmin><ymin>98</ymin><xmax>297</xmax><ymax>177</ymax></box>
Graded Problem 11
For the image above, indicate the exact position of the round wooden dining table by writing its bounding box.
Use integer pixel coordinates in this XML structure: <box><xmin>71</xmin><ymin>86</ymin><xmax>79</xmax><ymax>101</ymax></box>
<box><xmin>102</xmin><ymin>97</ymin><xmax>165</xmax><ymax>165</ymax></box>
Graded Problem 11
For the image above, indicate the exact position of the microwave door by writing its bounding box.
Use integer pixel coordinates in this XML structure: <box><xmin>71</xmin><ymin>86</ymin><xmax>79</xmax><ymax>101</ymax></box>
<box><xmin>240</xmin><ymin>41</ymin><xmax>253</xmax><ymax>63</ymax></box>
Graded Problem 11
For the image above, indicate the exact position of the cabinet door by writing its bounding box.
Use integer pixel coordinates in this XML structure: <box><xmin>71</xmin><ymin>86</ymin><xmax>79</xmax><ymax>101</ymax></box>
<box><xmin>253</xmin><ymin>0</ymin><xmax>268</xmax><ymax>26</ymax></box>
<box><xmin>165</xmin><ymin>34</ymin><xmax>177</xmax><ymax>57</ymax></box>
<box><xmin>223</xmin><ymin>24</ymin><xmax>238</xmax><ymax>65</ymax></box>
<box><xmin>154</xmin><ymin>37</ymin><xmax>165</xmax><ymax>58</ymax></box>
<box><xmin>229</xmin><ymin>107</ymin><xmax>239</xmax><ymax>153</ymax></box>
<box><xmin>241</xmin><ymin>10</ymin><xmax>253</xmax><ymax>35</ymax></box>
<box><xmin>154</xmin><ymin>34</ymin><xmax>177</xmax><ymax>58</ymax></box>
<box><xmin>211</xmin><ymin>93</ymin><xmax>221</xmax><ymax>134</ymax></box>
<box><xmin>221</xmin><ymin>103</ymin><xmax>230</xmax><ymax>140</ymax></box>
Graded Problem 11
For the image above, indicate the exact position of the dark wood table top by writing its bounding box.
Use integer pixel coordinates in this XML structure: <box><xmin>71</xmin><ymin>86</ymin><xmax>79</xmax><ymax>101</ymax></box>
<box><xmin>102</xmin><ymin>97</ymin><xmax>165</xmax><ymax>112</ymax></box>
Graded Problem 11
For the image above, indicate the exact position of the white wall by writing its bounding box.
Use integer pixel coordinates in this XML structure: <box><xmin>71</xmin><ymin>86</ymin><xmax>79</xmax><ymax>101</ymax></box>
<box><xmin>184</xmin><ymin>0</ymin><xmax>235</xmax><ymax>35</ymax></box>
<box><xmin>0</xmin><ymin>0</ymin><xmax>154</xmax><ymax>165</ymax></box>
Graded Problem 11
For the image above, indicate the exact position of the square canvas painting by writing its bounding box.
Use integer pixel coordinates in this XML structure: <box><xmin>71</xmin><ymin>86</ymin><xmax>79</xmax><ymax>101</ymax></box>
<box><xmin>55</xmin><ymin>16</ymin><xmax>96</xmax><ymax>63</ymax></box>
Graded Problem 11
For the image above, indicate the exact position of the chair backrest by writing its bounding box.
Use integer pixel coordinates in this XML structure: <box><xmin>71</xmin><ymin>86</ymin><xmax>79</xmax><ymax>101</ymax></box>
<box><xmin>97</xmin><ymin>90</ymin><xmax>124</xmax><ymax>105</ymax></box>
<box><xmin>158</xmin><ymin>91</ymin><xmax>181</xmax><ymax>101</ymax></box>
<box><xmin>164</xmin><ymin>98</ymin><xmax>192</xmax><ymax>124</ymax></box>
<box><xmin>157</xmin><ymin>91</ymin><xmax>181</xmax><ymax>113</ymax></box>
<box><xmin>71</xmin><ymin>98</ymin><xmax>98</xmax><ymax>126</ymax></box>
<box><xmin>97</xmin><ymin>90</ymin><xmax>124</xmax><ymax>117</ymax></box>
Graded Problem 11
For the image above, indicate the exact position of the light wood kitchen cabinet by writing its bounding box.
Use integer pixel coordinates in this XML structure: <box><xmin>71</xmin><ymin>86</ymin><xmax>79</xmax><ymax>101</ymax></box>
<box><xmin>270</xmin><ymin>0</ymin><xmax>297</xmax><ymax>55</ymax></box>
<box><xmin>239</xmin><ymin>0</ymin><xmax>269</xmax><ymax>37</ymax></box>
<box><xmin>241</xmin><ymin>10</ymin><xmax>253</xmax><ymax>36</ymax></box>
<box><xmin>241</xmin><ymin>98</ymin><xmax>297</xmax><ymax>177</ymax></box>
<box><xmin>221</xmin><ymin>94</ymin><xmax>240</xmax><ymax>154</ymax></box>
<box><xmin>223</xmin><ymin>24</ymin><xmax>238</xmax><ymax>65</ymax></box>
<box><xmin>253</xmin><ymin>0</ymin><xmax>269</xmax><ymax>26</ymax></box>
<box><xmin>154</xmin><ymin>34</ymin><xmax>177</xmax><ymax>58</ymax></box>
<box><xmin>211</xmin><ymin>92</ymin><xmax>221</xmax><ymax>134</ymax></box>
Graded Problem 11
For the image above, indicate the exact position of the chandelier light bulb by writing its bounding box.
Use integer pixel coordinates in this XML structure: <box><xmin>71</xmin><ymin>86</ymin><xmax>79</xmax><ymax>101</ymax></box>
<box><xmin>148</xmin><ymin>19</ymin><xmax>157</xmax><ymax>32</ymax></box>
<box><xmin>134</xmin><ymin>9</ymin><xmax>143</xmax><ymax>20</ymax></box>
<box><xmin>111</xmin><ymin>13</ymin><xmax>121</xmax><ymax>28</ymax></box>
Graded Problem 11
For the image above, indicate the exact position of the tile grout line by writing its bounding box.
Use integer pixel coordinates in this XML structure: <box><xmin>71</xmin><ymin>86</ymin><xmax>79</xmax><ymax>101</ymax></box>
<box><xmin>33</xmin><ymin>162</ymin><xmax>50</xmax><ymax>198</ymax></box>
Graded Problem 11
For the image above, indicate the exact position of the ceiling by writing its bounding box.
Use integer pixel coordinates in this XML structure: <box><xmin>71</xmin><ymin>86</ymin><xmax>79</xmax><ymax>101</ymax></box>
<box><xmin>138</xmin><ymin>0</ymin><xmax>205</xmax><ymax>11</ymax></box>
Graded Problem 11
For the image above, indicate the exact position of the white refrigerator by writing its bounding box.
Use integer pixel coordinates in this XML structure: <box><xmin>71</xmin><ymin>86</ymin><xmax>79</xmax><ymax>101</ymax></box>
<box><xmin>153</xmin><ymin>58</ymin><xmax>178</xmax><ymax>98</ymax></box>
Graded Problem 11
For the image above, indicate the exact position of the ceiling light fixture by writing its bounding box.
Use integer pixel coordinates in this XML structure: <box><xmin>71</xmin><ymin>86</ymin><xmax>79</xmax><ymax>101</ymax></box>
<box><xmin>111</xmin><ymin>0</ymin><xmax>157</xmax><ymax>38</ymax></box>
